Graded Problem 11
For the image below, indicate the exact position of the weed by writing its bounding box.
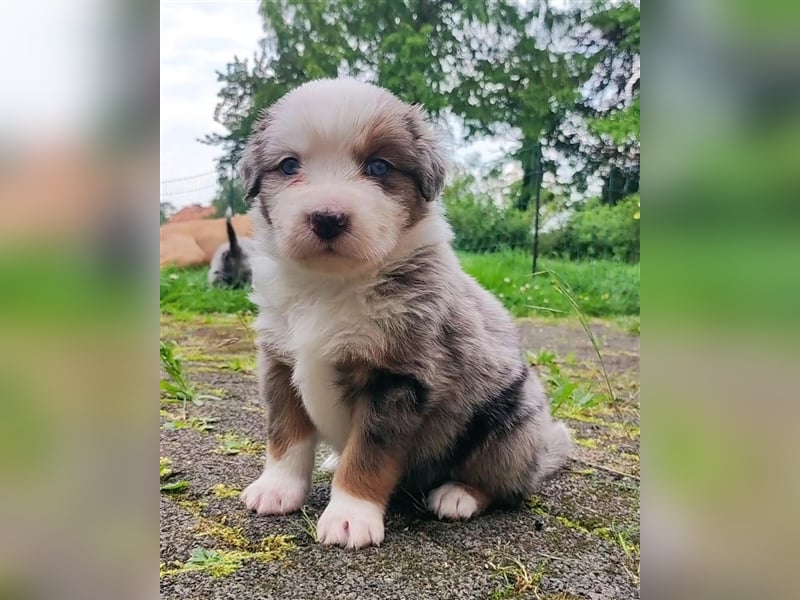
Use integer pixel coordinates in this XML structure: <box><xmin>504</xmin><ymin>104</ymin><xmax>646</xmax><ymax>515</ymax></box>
<box><xmin>160</xmin><ymin>457</ymin><xmax>173</xmax><ymax>479</ymax></box>
<box><xmin>298</xmin><ymin>505</ymin><xmax>318</xmax><ymax>541</ymax></box>
<box><xmin>527</xmin><ymin>350</ymin><xmax>603</xmax><ymax>417</ymax></box>
<box><xmin>160</xmin><ymin>480</ymin><xmax>190</xmax><ymax>494</ymax></box>
<box><xmin>161</xmin><ymin>415</ymin><xmax>219</xmax><ymax>432</ymax></box>
<box><xmin>160</xmin><ymin>456</ymin><xmax>189</xmax><ymax>494</ymax></box>
<box><xmin>160</xmin><ymin>341</ymin><xmax>219</xmax><ymax>418</ymax></box>
<box><xmin>161</xmin><ymin>539</ymin><xmax>294</xmax><ymax>579</ymax></box>
<box><xmin>488</xmin><ymin>550</ymin><xmax>547</xmax><ymax>598</ymax></box>
<box><xmin>211</xmin><ymin>484</ymin><xmax>241</xmax><ymax>499</ymax></box>
<box><xmin>527</xmin><ymin>349</ymin><xmax>557</xmax><ymax>367</ymax></box>
<box><xmin>214</xmin><ymin>432</ymin><xmax>263</xmax><ymax>456</ymax></box>
<box><xmin>226</xmin><ymin>356</ymin><xmax>256</xmax><ymax>373</ymax></box>
<box><xmin>540</xmin><ymin>270</ymin><xmax>616</xmax><ymax>405</ymax></box>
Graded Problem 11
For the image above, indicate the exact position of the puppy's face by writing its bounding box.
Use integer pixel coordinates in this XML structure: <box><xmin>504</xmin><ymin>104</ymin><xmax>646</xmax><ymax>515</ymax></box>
<box><xmin>238</xmin><ymin>79</ymin><xmax>447</xmax><ymax>273</ymax></box>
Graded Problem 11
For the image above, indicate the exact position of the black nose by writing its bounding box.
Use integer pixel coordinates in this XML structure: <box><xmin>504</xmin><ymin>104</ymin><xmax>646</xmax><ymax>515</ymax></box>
<box><xmin>309</xmin><ymin>211</ymin><xmax>349</xmax><ymax>240</ymax></box>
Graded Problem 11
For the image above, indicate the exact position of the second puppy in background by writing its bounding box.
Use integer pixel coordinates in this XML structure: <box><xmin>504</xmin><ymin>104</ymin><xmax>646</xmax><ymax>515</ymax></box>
<box><xmin>208</xmin><ymin>207</ymin><xmax>255</xmax><ymax>289</ymax></box>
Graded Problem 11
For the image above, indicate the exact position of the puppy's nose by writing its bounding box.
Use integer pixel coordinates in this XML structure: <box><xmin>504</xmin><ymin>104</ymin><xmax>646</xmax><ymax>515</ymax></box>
<box><xmin>309</xmin><ymin>211</ymin><xmax>349</xmax><ymax>241</ymax></box>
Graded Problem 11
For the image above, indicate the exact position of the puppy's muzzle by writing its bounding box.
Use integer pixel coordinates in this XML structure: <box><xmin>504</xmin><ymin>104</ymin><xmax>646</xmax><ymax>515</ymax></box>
<box><xmin>309</xmin><ymin>211</ymin><xmax>349</xmax><ymax>241</ymax></box>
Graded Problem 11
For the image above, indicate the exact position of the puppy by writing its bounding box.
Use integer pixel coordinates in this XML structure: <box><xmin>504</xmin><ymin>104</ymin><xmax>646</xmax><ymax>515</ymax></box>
<box><xmin>208</xmin><ymin>207</ymin><xmax>255</xmax><ymax>288</ymax></box>
<box><xmin>238</xmin><ymin>78</ymin><xmax>572</xmax><ymax>549</ymax></box>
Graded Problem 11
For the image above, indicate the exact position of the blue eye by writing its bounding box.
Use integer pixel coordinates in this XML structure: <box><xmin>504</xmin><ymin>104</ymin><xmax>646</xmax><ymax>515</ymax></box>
<box><xmin>366</xmin><ymin>159</ymin><xmax>391</xmax><ymax>178</ymax></box>
<box><xmin>279</xmin><ymin>157</ymin><xmax>300</xmax><ymax>176</ymax></box>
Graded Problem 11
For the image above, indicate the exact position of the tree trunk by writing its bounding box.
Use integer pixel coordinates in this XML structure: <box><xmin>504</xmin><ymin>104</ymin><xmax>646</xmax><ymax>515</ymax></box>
<box><xmin>517</xmin><ymin>141</ymin><xmax>540</xmax><ymax>212</ymax></box>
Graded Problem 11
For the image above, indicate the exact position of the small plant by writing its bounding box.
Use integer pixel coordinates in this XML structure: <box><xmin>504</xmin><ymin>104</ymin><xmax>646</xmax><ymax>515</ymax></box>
<box><xmin>160</xmin><ymin>341</ymin><xmax>219</xmax><ymax>417</ymax></box>
<box><xmin>527</xmin><ymin>349</ymin><xmax>557</xmax><ymax>367</ymax></box>
<box><xmin>226</xmin><ymin>356</ymin><xmax>256</xmax><ymax>373</ymax></box>
<box><xmin>160</xmin><ymin>536</ymin><xmax>296</xmax><ymax>579</ymax></box>
<box><xmin>160</xmin><ymin>456</ymin><xmax>189</xmax><ymax>494</ymax></box>
<box><xmin>298</xmin><ymin>505</ymin><xmax>318</xmax><ymax>541</ymax></box>
<box><xmin>211</xmin><ymin>484</ymin><xmax>241</xmax><ymax>499</ymax></box>
<box><xmin>526</xmin><ymin>350</ymin><xmax>602</xmax><ymax>416</ymax></box>
<box><xmin>214</xmin><ymin>432</ymin><xmax>263</xmax><ymax>455</ymax></box>
<box><xmin>162</xmin><ymin>415</ymin><xmax>219</xmax><ymax>432</ymax></box>
<box><xmin>161</xmin><ymin>480</ymin><xmax>190</xmax><ymax>494</ymax></box>
<box><xmin>488</xmin><ymin>550</ymin><xmax>546</xmax><ymax>597</ymax></box>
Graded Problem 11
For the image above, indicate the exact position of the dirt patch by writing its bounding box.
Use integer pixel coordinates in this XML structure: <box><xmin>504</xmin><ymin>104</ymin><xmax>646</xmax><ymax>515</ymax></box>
<box><xmin>161</xmin><ymin>315</ymin><xmax>640</xmax><ymax>599</ymax></box>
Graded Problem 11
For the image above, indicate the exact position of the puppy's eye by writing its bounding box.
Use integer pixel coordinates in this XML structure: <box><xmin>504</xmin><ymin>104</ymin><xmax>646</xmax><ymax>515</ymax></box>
<box><xmin>279</xmin><ymin>157</ymin><xmax>300</xmax><ymax>176</ymax></box>
<box><xmin>365</xmin><ymin>158</ymin><xmax>391</xmax><ymax>178</ymax></box>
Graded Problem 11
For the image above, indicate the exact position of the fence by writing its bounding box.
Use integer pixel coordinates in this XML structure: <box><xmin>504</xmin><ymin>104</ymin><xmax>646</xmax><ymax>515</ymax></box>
<box><xmin>160</xmin><ymin>171</ymin><xmax>217</xmax><ymax>214</ymax></box>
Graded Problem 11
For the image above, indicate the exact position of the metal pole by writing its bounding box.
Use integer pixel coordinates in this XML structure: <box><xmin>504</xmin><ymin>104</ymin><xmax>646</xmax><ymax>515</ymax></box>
<box><xmin>228</xmin><ymin>164</ymin><xmax>235</xmax><ymax>213</ymax></box>
<box><xmin>531</xmin><ymin>143</ymin><xmax>542</xmax><ymax>274</ymax></box>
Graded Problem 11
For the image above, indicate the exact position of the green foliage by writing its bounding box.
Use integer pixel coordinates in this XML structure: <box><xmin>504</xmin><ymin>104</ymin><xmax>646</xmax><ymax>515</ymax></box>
<box><xmin>211</xmin><ymin>177</ymin><xmax>248</xmax><ymax>218</ymax></box>
<box><xmin>160</xmin><ymin>457</ymin><xmax>189</xmax><ymax>494</ymax></box>
<box><xmin>542</xmin><ymin>195</ymin><xmax>640</xmax><ymax>262</ymax></box>
<box><xmin>160</xmin><ymin>202</ymin><xmax>175</xmax><ymax>224</ymax></box>
<box><xmin>442</xmin><ymin>175</ymin><xmax>532</xmax><ymax>252</ymax></box>
<box><xmin>160</xmin><ymin>341</ymin><xmax>220</xmax><ymax>412</ymax></box>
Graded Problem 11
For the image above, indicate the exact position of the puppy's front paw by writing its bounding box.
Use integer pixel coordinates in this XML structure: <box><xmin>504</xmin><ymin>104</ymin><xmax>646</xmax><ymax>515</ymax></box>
<box><xmin>240</xmin><ymin>472</ymin><xmax>309</xmax><ymax>515</ymax></box>
<box><xmin>316</xmin><ymin>492</ymin><xmax>384</xmax><ymax>549</ymax></box>
<box><xmin>428</xmin><ymin>481</ymin><xmax>487</xmax><ymax>520</ymax></box>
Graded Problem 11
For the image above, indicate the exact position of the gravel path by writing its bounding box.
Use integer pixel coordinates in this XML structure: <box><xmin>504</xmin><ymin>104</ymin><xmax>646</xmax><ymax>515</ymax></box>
<box><xmin>160</xmin><ymin>314</ymin><xmax>640</xmax><ymax>600</ymax></box>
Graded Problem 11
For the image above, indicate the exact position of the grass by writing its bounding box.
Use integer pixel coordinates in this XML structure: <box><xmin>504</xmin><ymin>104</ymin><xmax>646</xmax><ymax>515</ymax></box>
<box><xmin>159</xmin><ymin>251</ymin><xmax>638</xmax><ymax>319</ymax></box>
<box><xmin>458</xmin><ymin>251</ymin><xmax>639</xmax><ymax>318</ymax></box>
<box><xmin>160</xmin><ymin>341</ymin><xmax>220</xmax><ymax>416</ymax></box>
<box><xmin>161</xmin><ymin>266</ymin><xmax>255</xmax><ymax>317</ymax></box>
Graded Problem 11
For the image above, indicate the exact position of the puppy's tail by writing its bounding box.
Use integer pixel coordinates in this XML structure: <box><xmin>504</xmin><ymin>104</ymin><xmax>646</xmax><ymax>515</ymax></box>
<box><xmin>225</xmin><ymin>206</ymin><xmax>242</xmax><ymax>258</ymax></box>
<box><xmin>532</xmin><ymin>419</ymin><xmax>573</xmax><ymax>485</ymax></box>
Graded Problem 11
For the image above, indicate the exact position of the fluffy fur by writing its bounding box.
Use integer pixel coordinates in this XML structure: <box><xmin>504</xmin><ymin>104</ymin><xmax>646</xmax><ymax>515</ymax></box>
<box><xmin>208</xmin><ymin>207</ymin><xmax>255</xmax><ymax>288</ymax></box>
<box><xmin>238</xmin><ymin>78</ymin><xmax>572</xmax><ymax>549</ymax></box>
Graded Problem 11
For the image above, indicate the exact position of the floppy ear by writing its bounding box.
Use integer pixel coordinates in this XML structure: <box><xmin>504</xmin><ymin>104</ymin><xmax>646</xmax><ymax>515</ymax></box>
<box><xmin>406</xmin><ymin>106</ymin><xmax>449</xmax><ymax>202</ymax></box>
<box><xmin>237</xmin><ymin>108</ymin><xmax>272</xmax><ymax>201</ymax></box>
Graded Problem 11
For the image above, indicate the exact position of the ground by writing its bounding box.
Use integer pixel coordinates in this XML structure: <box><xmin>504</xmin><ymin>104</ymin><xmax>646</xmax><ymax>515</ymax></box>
<box><xmin>160</xmin><ymin>313</ymin><xmax>640</xmax><ymax>600</ymax></box>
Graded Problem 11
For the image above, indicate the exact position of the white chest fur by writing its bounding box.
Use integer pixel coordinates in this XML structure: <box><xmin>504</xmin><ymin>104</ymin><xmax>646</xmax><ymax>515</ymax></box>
<box><xmin>250</xmin><ymin>257</ymin><xmax>389</xmax><ymax>452</ymax></box>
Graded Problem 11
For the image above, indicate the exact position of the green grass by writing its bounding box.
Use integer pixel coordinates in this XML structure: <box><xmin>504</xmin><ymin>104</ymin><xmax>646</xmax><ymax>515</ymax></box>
<box><xmin>457</xmin><ymin>251</ymin><xmax>639</xmax><ymax>317</ymax></box>
<box><xmin>159</xmin><ymin>251</ymin><xmax>639</xmax><ymax>318</ymax></box>
<box><xmin>160</xmin><ymin>266</ymin><xmax>255</xmax><ymax>316</ymax></box>
<box><xmin>160</xmin><ymin>342</ymin><xmax>220</xmax><ymax>413</ymax></box>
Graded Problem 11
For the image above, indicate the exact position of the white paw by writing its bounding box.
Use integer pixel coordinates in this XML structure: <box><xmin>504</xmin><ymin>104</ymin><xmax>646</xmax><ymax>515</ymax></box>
<box><xmin>428</xmin><ymin>482</ymin><xmax>484</xmax><ymax>520</ymax></box>
<box><xmin>316</xmin><ymin>491</ymin><xmax>385</xmax><ymax>549</ymax></box>
<box><xmin>240</xmin><ymin>471</ymin><xmax>309</xmax><ymax>515</ymax></box>
<box><xmin>319</xmin><ymin>452</ymin><xmax>340</xmax><ymax>473</ymax></box>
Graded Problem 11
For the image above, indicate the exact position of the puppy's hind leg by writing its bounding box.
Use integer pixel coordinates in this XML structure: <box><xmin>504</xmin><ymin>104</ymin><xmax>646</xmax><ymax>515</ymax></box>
<box><xmin>241</xmin><ymin>350</ymin><xmax>318</xmax><ymax>515</ymax></box>
<box><xmin>428</xmin><ymin>370</ymin><xmax>572</xmax><ymax>520</ymax></box>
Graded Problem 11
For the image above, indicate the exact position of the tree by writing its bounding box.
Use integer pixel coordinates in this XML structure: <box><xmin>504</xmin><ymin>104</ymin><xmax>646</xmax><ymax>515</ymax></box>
<box><xmin>211</xmin><ymin>176</ymin><xmax>248</xmax><ymax>218</ymax></box>
<box><xmin>557</xmin><ymin>1</ymin><xmax>640</xmax><ymax>205</ymax></box>
<box><xmin>203</xmin><ymin>0</ymin><xmax>637</xmax><ymax>208</ymax></box>
<box><xmin>205</xmin><ymin>0</ymin><xmax>583</xmax><ymax>202</ymax></box>
<box><xmin>160</xmin><ymin>201</ymin><xmax>176</xmax><ymax>224</ymax></box>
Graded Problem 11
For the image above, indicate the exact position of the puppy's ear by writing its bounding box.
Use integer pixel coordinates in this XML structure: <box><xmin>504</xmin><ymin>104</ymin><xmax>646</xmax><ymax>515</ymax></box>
<box><xmin>406</xmin><ymin>106</ymin><xmax>449</xmax><ymax>202</ymax></box>
<box><xmin>237</xmin><ymin>109</ymin><xmax>271</xmax><ymax>201</ymax></box>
